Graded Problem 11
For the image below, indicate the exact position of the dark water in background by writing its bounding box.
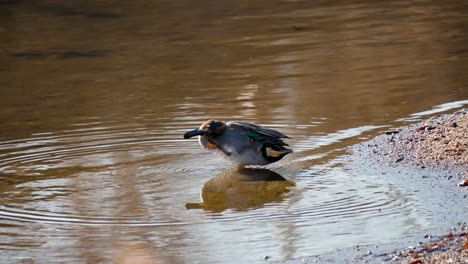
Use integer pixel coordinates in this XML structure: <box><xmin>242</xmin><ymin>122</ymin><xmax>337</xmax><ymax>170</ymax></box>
<box><xmin>0</xmin><ymin>1</ymin><xmax>467</xmax><ymax>263</ymax></box>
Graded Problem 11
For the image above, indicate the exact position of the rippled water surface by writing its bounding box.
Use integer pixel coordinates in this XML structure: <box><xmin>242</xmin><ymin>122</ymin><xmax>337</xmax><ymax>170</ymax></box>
<box><xmin>1</xmin><ymin>1</ymin><xmax>468</xmax><ymax>263</ymax></box>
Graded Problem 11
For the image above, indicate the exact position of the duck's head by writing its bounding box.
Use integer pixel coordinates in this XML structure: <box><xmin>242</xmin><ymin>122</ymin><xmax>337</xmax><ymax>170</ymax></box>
<box><xmin>184</xmin><ymin>120</ymin><xmax>226</xmax><ymax>139</ymax></box>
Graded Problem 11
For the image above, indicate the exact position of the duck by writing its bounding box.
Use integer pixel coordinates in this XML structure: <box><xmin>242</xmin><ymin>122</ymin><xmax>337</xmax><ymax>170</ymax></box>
<box><xmin>184</xmin><ymin>120</ymin><xmax>292</xmax><ymax>166</ymax></box>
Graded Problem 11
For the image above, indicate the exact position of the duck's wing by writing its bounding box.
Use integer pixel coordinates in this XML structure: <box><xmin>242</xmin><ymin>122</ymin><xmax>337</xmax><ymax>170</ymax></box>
<box><xmin>227</xmin><ymin>121</ymin><xmax>291</xmax><ymax>141</ymax></box>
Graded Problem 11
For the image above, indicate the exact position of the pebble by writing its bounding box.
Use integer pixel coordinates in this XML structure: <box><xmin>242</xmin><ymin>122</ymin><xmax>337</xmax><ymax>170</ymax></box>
<box><xmin>457</xmin><ymin>179</ymin><xmax>468</xmax><ymax>186</ymax></box>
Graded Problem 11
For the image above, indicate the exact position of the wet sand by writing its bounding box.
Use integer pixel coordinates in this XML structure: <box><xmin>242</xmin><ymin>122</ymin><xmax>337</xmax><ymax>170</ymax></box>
<box><xmin>284</xmin><ymin>109</ymin><xmax>468</xmax><ymax>263</ymax></box>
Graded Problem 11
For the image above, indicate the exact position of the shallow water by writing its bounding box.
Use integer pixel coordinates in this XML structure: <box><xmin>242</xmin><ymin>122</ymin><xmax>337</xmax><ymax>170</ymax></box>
<box><xmin>1</xmin><ymin>1</ymin><xmax>468</xmax><ymax>263</ymax></box>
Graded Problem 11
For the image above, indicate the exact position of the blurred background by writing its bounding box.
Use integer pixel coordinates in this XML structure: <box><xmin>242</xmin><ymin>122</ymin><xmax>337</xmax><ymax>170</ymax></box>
<box><xmin>0</xmin><ymin>1</ymin><xmax>467</xmax><ymax>263</ymax></box>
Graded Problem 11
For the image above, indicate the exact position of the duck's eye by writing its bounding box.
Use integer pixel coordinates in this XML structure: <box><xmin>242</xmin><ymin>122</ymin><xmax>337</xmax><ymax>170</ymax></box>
<box><xmin>208</xmin><ymin>121</ymin><xmax>222</xmax><ymax>129</ymax></box>
<box><xmin>208</xmin><ymin>121</ymin><xmax>225</xmax><ymax>135</ymax></box>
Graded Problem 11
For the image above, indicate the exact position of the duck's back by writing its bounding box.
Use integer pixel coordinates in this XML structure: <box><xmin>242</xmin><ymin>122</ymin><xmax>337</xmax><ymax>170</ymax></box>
<box><xmin>210</xmin><ymin>123</ymin><xmax>289</xmax><ymax>166</ymax></box>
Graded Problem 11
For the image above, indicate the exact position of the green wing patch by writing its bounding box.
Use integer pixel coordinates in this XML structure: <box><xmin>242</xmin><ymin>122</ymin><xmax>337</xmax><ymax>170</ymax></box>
<box><xmin>244</xmin><ymin>131</ymin><xmax>261</xmax><ymax>138</ymax></box>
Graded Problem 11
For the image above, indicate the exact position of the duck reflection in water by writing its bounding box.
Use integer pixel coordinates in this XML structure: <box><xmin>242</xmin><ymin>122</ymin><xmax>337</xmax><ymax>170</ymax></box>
<box><xmin>186</xmin><ymin>168</ymin><xmax>295</xmax><ymax>213</ymax></box>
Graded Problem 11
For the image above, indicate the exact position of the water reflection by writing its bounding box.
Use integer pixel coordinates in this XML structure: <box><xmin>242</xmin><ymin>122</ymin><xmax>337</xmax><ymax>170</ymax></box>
<box><xmin>186</xmin><ymin>168</ymin><xmax>295</xmax><ymax>213</ymax></box>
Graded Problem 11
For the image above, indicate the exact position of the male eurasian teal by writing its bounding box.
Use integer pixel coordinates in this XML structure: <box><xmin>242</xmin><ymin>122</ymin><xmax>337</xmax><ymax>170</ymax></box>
<box><xmin>184</xmin><ymin>120</ymin><xmax>292</xmax><ymax>166</ymax></box>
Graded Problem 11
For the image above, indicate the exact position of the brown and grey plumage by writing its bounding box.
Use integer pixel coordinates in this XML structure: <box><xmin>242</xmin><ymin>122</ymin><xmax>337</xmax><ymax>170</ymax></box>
<box><xmin>184</xmin><ymin>120</ymin><xmax>292</xmax><ymax>166</ymax></box>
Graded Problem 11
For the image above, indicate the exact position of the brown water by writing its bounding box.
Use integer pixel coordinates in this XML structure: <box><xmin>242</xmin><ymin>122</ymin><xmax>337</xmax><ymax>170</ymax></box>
<box><xmin>1</xmin><ymin>1</ymin><xmax>468</xmax><ymax>263</ymax></box>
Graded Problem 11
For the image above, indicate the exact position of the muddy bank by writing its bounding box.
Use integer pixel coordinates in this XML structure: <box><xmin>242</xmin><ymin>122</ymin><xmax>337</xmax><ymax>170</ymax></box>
<box><xmin>358</xmin><ymin>108</ymin><xmax>467</xmax><ymax>173</ymax></box>
<box><xmin>283</xmin><ymin>109</ymin><xmax>468</xmax><ymax>263</ymax></box>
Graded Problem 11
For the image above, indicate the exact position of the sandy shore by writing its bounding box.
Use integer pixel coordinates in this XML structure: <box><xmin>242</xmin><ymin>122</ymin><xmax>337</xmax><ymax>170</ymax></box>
<box><xmin>284</xmin><ymin>109</ymin><xmax>468</xmax><ymax>263</ymax></box>
<box><xmin>362</xmin><ymin>109</ymin><xmax>468</xmax><ymax>263</ymax></box>
<box><xmin>360</xmin><ymin>108</ymin><xmax>467</xmax><ymax>172</ymax></box>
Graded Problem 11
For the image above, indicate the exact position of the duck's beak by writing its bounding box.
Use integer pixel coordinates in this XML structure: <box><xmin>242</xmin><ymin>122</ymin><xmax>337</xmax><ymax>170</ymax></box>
<box><xmin>184</xmin><ymin>129</ymin><xmax>204</xmax><ymax>139</ymax></box>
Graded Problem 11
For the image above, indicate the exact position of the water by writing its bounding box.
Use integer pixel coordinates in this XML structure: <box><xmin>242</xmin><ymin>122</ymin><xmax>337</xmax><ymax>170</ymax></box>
<box><xmin>1</xmin><ymin>1</ymin><xmax>468</xmax><ymax>263</ymax></box>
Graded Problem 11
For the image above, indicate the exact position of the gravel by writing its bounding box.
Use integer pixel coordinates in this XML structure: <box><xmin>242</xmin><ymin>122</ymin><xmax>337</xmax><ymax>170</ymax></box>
<box><xmin>365</xmin><ymin>108</ymin><xmax>467</xmax><ymax>172</ymax></box>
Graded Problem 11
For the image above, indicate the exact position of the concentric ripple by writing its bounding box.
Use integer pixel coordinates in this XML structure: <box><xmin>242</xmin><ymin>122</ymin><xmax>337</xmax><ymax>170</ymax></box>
<box><xmin>0</xmin><ymin>120</ymin><xmax>432</xmax><ymax>263</ymax></box>
<box><xmin>0</xmin><ymin>121</ymin><xmax>194</xmax><ymax>176</ymax></box>
<box><xmin>0</xmin><ymin>121</ymin><xmax>204</xmax><ymax>223</ymax></box>
<box><xmin>0</xmin><ymin>206</ymin><xmax>189</xmax><ymax>227</ymax></box>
